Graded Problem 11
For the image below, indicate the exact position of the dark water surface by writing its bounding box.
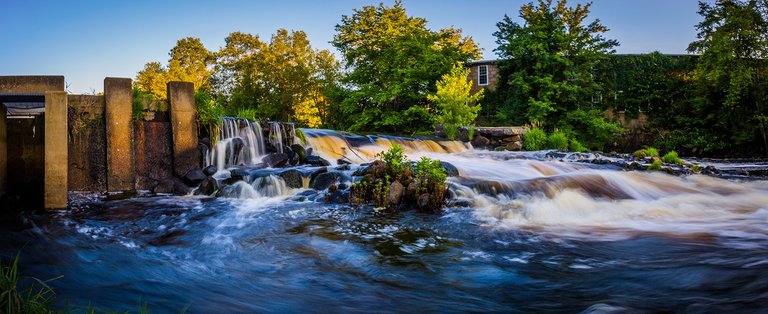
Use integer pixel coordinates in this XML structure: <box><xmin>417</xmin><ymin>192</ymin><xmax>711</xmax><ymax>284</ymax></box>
<box><xmin>2</xmin><ymin>192</ymin><xmax>767</xmax><ymax>313</ymax></box>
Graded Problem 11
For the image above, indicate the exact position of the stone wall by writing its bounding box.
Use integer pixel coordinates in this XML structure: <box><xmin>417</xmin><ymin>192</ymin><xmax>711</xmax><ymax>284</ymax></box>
<box><xmin>134</xmin><ymin>112</ymin><xmax>173</xmax><ymax>192</ymax></box>
<box><xmin>67</xmin><ymin>95</ymin><xmax>107</xmax><ymax>192</ymax></box>
<box><xmin>435</xmin><ymin>124</ymin><xmax>527</xmax><ymax>151</ymax></box>
<box><xmin>605</xmin><ymin>108</ymin><xmax>651</xmax><ymax>152</ymax></box>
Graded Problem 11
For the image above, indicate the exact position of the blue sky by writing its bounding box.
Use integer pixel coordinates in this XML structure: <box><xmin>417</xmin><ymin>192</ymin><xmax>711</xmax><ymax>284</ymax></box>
<box><xmin>0</xmin><ymin>0</ymin><xmax>709</xmax><ymax>94</ymax></box>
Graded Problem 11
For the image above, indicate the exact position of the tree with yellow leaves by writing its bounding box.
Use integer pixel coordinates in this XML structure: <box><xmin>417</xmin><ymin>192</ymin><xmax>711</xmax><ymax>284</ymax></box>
<box><xmin>428</xmin><ymin>62</ymin><xmax>483</xmax><ymax>140</ymax></box>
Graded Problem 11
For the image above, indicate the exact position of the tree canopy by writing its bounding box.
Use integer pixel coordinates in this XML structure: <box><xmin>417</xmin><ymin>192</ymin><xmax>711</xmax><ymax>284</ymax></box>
<box><xmin>687</xmin><ymin>0</ymin><xmax>768</xmax><ymax>154</ymax></box>
<box><xmin>330</xmin><ymin>1</ymin><xmax>480</xmax><ymax>133</ymax></box>
<box><xmin>428</xmin><ymin>62</ymin><xmax>483</xmax><ymax>139</ymax></box>
<box><xmin>135</xmin><ymin>37</ymin><xmax>213</xmax><ymax>99</ymax></box>
<box><xmin>493</xmin><ymin>0</ymin><xmax>620</xmax><ymax>148</ymax></box>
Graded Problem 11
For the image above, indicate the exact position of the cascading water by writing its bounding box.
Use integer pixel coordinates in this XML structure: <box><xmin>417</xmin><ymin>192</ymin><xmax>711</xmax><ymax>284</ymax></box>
<box><xmin>269</xmin><ymin>122</ymin><xmax>285</xmax><ymax>154</ymax></box>
<box><xmin>208</xmin><ymin>117</ymin><xmax>266</xmax><ymax>170</ymax></box>
<box><xmin>10</xmin><ymin>127</ymin><xmax>768</xmax><ymax>313</ymax></box>
<box><xmin>300</xmin><ymin>128</ymin><xmax>470</xmax><ymax>164</ymax></box>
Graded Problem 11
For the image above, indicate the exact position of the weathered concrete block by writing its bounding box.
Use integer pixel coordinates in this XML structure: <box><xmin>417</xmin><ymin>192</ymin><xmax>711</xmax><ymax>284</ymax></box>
<box><xmin>0</xmin><ymin>106</ymin><xmax>6</xmax><ymax>196</ymax></box>
<box><xmin>168</xmin><ymin>81</ymin><xmax>200</xmax><ymax>178</ymax></box>
<box><xmin>105</xmin><ymin>78</ymin><xmax>135</xmax><ymax>192</ymax></box>
<box><xmin>44</xmin><ymin>91</ymin><xmax>68</xmax><ymax>209</ymax></box>
<box><xmin>0</xmin><ymin>76</ymin><xmax>64</xmax><ymax>93</ymax></box>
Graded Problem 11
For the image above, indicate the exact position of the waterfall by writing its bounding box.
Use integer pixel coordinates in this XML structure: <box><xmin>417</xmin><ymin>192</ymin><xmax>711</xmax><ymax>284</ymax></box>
<box><xmin>300</xmin><ymin>128</ymin><xmax>470</xmax><ymax>165</ymax></box>
<box><xmin>208</xmin><ymin>117</ymin><xmax>266</xmax><ymax>170</ymax></box>
<box><xmin>269</xmin><ymin>122</ymin><xmax>285</xmax><ymax>154</ymax></box>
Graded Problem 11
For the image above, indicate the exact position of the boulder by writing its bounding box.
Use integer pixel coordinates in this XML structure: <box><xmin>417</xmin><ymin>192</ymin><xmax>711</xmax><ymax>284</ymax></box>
<box><xmin>311</xmin><ymin>171</ymin><xmax>345</xmax><ymax>190</ymax></box>
<box><xmin>194</xmin><ymin>177</ymin><xmax>218</xmax><ymax>195</ymax></box>
<box><xmin>203</xmin><ymin>165</ymin><xmax>218</xmax><ymax>176</ymax></box>
<box><xmin>440</xmin><ymin>161</ymin><xmax>460</xmax><ymax>177</ymax></box>
<box><xmin>305</xmin><ymin>155</ymin><xmax>331</xmax><ymax>167</ymax></box>
<box><xmin>337</xmin><ymin>158</ymin><xmax>352</xmax><ymax>165</ymax></box>
<box><xmin>506</xmin><ymin>141</ymin><xmax>523</xmax><ymax>151</ymax></box>
<box><xmin>471</xmin><ymin>135</ymin><xmax>490</xmax><ymax>148</ymax></box>
<box><xmin>184</xmin><ymin>169</ymin><xmax>206</xmax><ymax>186</ymax></box>
<box><xmin>417</xmin><ymin>193</ymin><xmax>430</xmax><ymax>209</ymax></box>
<box><xmin>263</xmin><ymin>153</ymin><xmax>289</xmax><ymax>168</ymax></box>
<box><xmin>387</xmin><ymin>181</ymin><xmax>405</xmax><ymax>207</ymax></box>
<box><xmin>290</xmin><ymin>144</ymin><xmax>308</xmax><ymax>163</ymax></box>
<box><xmin>326</xmin><ymin>190</ymin><xmax>350</xmax><ymax>204</ymax></box>
<box><xmin>502</xmin><ymin>135</ymin><xmax>522</xmax><ymax>143</ymax></box>
<box><xmin>279</xmin><ymin>169</ymin><xmax>304</xmax><ymax>189</ymax></box>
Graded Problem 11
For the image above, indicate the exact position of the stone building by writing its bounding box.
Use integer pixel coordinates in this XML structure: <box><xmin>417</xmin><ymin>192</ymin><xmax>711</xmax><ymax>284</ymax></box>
<box><xmin>465</xmin><ymin>59</ymin><xmax>499</xmax><ymax>94</ymax></box>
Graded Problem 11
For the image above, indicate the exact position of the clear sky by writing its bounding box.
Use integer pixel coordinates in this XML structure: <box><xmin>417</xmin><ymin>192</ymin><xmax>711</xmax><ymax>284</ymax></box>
<box><xmin>0</xmin><ymin>0</ymin><xmax>710</xmax><ymax>94</ymax></box>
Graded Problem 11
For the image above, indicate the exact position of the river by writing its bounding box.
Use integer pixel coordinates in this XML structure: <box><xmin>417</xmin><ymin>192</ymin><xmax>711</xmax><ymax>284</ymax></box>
<box><xmin>1</xmin><ymin>124</ymin><xmax>767</xmax><ymax>313</ymax></box>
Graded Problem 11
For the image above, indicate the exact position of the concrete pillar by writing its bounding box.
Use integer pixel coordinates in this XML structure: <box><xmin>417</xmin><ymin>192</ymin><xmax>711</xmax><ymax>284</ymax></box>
<box><xmin>104</xmin><ymin>78</ymin><xmax>135</xmax><ymax>192</ymax></box>
<box><xmin>0</xmin><ymin>106</ymin><xmax>6</xmax><ymax>196</ymax></box>
<box><xmin>44</xmin><ymin>91</ymin><xmax>68</xmax><ymax>209</ymax></box>
<box><xmin>167</xmin><ymin>82</ymin><xmax>200</xmax><ymax>178</ymax></box>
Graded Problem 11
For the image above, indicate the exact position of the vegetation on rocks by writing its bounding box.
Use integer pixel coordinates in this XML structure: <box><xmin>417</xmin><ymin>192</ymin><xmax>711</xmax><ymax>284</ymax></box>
<box><xmin>352</xmin><ymin>144</ymin><xmax>448</xmax><ymax>212</ymax></box>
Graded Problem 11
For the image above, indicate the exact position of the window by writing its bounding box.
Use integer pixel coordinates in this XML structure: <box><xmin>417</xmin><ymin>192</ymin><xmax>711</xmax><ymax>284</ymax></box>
<box><xmin>478</xmin><ymin>65</ymin><xmax>488</xmax><ymax>86</ymax></box>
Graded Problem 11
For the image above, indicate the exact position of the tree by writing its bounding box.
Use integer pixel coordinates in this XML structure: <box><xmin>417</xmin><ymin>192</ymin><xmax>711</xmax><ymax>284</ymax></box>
<box><xmin>331</xmin><ymin>1</ymin><xmax>480</xmax><ymax>133</ymax></box>
<box><xmin>688</xmin><ymin>0</ymin><xmax>768</xmax><ymax>154</ymax></box>
<box><xmin>135</xmin><ymin>61</ymin><xmax>168</xmax><ymax>99</ymax></box>
<box><xmin>493</xmin><ymin>0</ymin><xmax>620</xmax><ymax>148</ymax></box>
<box><xmin>215</xmin><ymin>29</ymin><xmax>339</xmax><ymax>126</ymax></box>
<box><xmin>134</xmin><ymin>37</ymin><xmax>213</xmax><ymax>98</ymax></box>
<box><xmin>428</xmin><ymin>62</ymin><xmax>483</xmax><ymax>139</ymax></box>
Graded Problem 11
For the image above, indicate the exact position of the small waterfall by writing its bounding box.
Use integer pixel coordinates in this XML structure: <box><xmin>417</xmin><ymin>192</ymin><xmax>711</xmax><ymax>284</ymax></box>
<box><xmin>269</xmin><ymin>122</ymin><xmax>285</xmax><ymax>154</ymax></box>
<box><xmin>300</xmin><ymin>129</ymin><xmax>470</xmax><ymax>165</ymax></box>
<box><xmin>209</xmin><ymin>117</ymin><xmax>266</xmax><ymax>170</ymax></box>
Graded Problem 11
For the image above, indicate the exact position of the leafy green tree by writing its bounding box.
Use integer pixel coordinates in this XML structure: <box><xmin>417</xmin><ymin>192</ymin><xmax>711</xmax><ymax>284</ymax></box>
<box><xmin>428</xmin><ymin>62</ymin><xmax>484</xmax><ymax>139</ymax></box>
<box><xmin>688</xmin><ymin>0</ymin><xmax>768</xmax><ymax>154</ymax></box>
<box><xmin>134</xmin><ymin>37</ymin><xmax>213</xmax><ymax>98</ymax></box>
<box><xmin>494</xmin><ymin>0</ymin><xmax>620</xmax><ymax>148</ymax></box>
<box><xmin>331</xmin><ymin>1</ymin><xmax>480</xmax><ymax>133</ymax></box>
<box><xmin>215</xmin><ymin>30</ymin><xmax>340</xmax><ymax>126</ymax></box>
<box><xmin>135</xmin><ymin>61</ymin><xmax>168</xmax><ymax>99</ymax></box>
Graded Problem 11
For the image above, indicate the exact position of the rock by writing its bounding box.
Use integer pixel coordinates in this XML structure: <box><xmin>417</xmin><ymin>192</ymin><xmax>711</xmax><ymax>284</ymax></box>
<box><xmin>229</xmin><ymin>168</ymin><xmax>251</xmax><ymax>181</ymax></box>
<box><xmin>387</xmin><ymin>181</ymin><xmax>405</xmax><ymax>207</ymax></box>
<box><xmin>503</xmin><ymin>135</ymin><xmax>522</xmax><ymax>143</ymax></box>
<box><xmin>336</xmin><ymin>164</ymin><xmax>351</xmax><ymax>171</ymax></box>
<box><xmin>279</xmin><ymin>169</ymin><xmax>304</xmax><ymax>189</ymax></box>
<box><xmin>194</xmin><ymin>177</ymin><xmax>218</xmax><ymax>195</ymax></box>
<box><xmin>154</xmin><ymin>177</ymin><xmax>191</xmax><ymax>195</ymax></box>
<box><xmin>290</xmin><ymin>144</ymin><xmax>307</xmax><ymax>162</ymax></box>
<box><xmin>305</xmin><ymin>155</ymin><xmax>331</xmax><ymax>166</ymax></box>
<box><xmin>337</xmin><ymin>158</ymin><xmax>352</xmax><ymax>165</ymax></box>
<box><xmin>471</xmin><ymin>135</ymin><xmax>490</xmax><ymax>147</ymax></box>
<box><xmin>337</xmin><ymin>183</ymin><xmax>349</xmax><ymax>190</ymax></box>
<box><xmin>184</xmin><ymin>169</ymin><xmax>206</xmax><ymax>186</ymax></box>
<box><xmin>506</xmin><ymin>141</ymin><xmax>523</xmax><ymax>151</ymax></box>
<box><xmin>440</xmin><ymin>162</ymin><xmax>460</xmax><ymax>177</ymax></box>
<box><xmin>263</xmin><ymin>153</ymin><xmax>289</xmax><ymax>168</ymax></box>
<box><xmin>326</xmin><ymin>190</ymin><xmax>350</xmax><ymax>204</ymax></box>
<box><xmin>203</xmin><ymin>165</ymin><xmax>218</xmax><ymax>176</ymax></box>
<box><xmin>311</xmin><ymin>171</ymin><xmax>345</xmax><ymax>190</ymax></box>
<box><xmin>407</xmin><ymin>180</ymin><xmax>421</xmax><ymax>200</ymax></box>
<box><xmin>446</xmin><ymin>198</ymin><xmax>472</xmax><ymax>207</ymax></box>
<box><xmin>417</xmin><ymin>193</ymin><xmax>430</xmax><ymax>209</ymax></box>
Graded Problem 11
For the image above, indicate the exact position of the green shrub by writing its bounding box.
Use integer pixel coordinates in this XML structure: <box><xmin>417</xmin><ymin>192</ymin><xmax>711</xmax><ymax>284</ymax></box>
<box><xmin>569</xmin><ymin>139</ymin><xmax>589</xmax><ymax>152</ymax></box>
<box><xmin>131</xmin><ymin>88</ymin><xmax>154</xmax><ymax>121</ymax></box>
<box><xmin>648</xmin><ymin>160</ymin><xmax>663</xmax><ymax>170</ymax></box>
<box><xmin>633</xmin><ymin>147</ymin><xmax>660</xmax><ymax>159</ymax></box>
<box><xmin>524</xmin><ymin>129</ymin><xmax>547</xmax><ymax>151</ymax></box>
<box><xmin>546</xmin><ymin>131</ymin><xmax>569</xmax><ymax>150</ymax></box>
<box><xmin>662</xmin><ymin>151</ymin><xmax>683</xmax><ymax>165</ymax></box>
<box><xmin>443</xmin><ymin>124</ymin><xmax>457</xmax><ymax>140</ymax></box>
<box><xmin>467</xmin><ymin>125</ymin><xmax>475</xmax><ymax>141</ymax></box>
<box><xmin>234</xmin><ymin>108</ymin><xmax>258</xmax><ymax>121</ymax></box>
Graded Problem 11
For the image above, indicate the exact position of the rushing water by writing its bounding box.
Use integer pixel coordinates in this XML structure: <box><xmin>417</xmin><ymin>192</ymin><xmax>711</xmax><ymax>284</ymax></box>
<box><xmin>2</xmin><ymin>130</ymin><xmax>768</xmax><ymax>313</ymax></box>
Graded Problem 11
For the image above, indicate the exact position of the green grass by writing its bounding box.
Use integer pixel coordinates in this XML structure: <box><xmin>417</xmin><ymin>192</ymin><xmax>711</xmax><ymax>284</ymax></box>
<box><xmin>1</xmin><ymin>252</ymin><xmax>61</xmax><ymax>314</ymax></box>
